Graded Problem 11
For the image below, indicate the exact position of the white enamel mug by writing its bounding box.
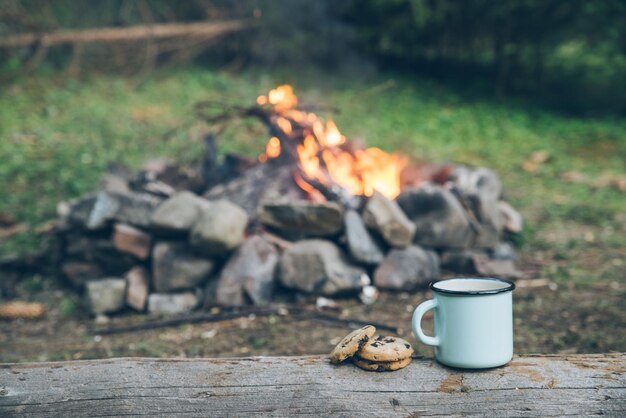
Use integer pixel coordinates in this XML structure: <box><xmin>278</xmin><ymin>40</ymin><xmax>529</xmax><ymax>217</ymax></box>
<box><xmin>412</xmin><ymin>277</ymin><xmax>515</xmax><ymax>369</ymax></box>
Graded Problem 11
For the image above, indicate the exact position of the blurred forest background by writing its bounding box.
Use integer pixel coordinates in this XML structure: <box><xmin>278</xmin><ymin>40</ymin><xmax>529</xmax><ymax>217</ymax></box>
<box><xmin>1</xmin><ymin>0</ymin><xmax>625</xmax><ymax>360</ymax></box>
<box><xmin>2</xmin><ymin>0</ymin><xmax>626</xmax><ymax>114</ymax></box>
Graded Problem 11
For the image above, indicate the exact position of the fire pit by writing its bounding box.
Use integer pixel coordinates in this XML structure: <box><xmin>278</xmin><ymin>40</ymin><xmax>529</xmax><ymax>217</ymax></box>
<box><xmin>54</xmin><ymin>85</ymin><xmax>523</xmax><ymax>316</ymax></box>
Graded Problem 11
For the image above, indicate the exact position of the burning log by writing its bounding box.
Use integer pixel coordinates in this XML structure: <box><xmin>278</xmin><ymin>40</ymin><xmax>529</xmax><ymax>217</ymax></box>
<box><xmin>196</xmin><ymin>85</ymin><xmax>406</xmax><ymax>208</ymax></box>
<box><xmin>295</xmin><ymin>173</ymin><xmax>363</xmax><ymax>210</ymax></box>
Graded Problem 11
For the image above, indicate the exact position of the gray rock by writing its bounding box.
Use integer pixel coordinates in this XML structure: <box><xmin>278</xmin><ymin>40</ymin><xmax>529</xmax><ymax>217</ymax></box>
<box><xmin>258</xmin><ymin>200</ymin><xmax>344</xmax><ymax>237</ymax></box>
<box><xmin>150</xmin><ymin>191</ymin><xmax>211</xmax><ymax>233</ymax></box>
<box><xmin>363</xmin><ymin>191</ymin><xmax>415</xmax><ymax>247</ymax></box>
<box><xmin>473</xmin><ymin>256</ymin><xmax>523</xmax><ymax>279</ymax></box>
<box><xmin>472</xmin><ymin>200</ymin><xmax>504</xmax><ymax>249</ymax></box>
<box><xmin>498</xmin><ymin>201</ymin><xmax>524</xmax><ymax>233</ymax></box>
<box><xmin>64</xmin><ymin>194</ymin><xmax>97</xmax><ymax>227</ymax></box>
<box><xmin>202</xmin><ymin>277</ymin><xmax>219</xmax><ymax>308</ymax></box>
<box><xmin>87</xmin><ymin>191</ymin><xmax>161</xmax><ymax>230</ymax></box>
<box><xmin>190</xmin><ymin>200</ymin><xmax>249</xmax><ymax>256</ymax></box>
<box><xmin>450</xmin><ymin>166</ymin><xmax>502</xmax><ymax>202</ymax></box>
<box><xmin>449</xmin><ymin>166</ymin><xmax>507</xmax><ymax>249</ymax></box>
<box><xmin>115</xmin><ymin>193</ymin><xmax>163</xmax><ymax>228</ymax></box>
<box><xmin>374</xmin><ymin>246</ymin><xmax>439</xmax><ymax>290</ymax></box>
<box><xmin>152</xmin><ymin>242</ymin><xmax>214</xmax><ymax>292</ymax></box>
<box><xmin>63</xmin><ymin>190</ymin><xmax>161</xmax><ymax>230</ymax></box>
<box><xmin>440</xmin><ymin>249</ymin><xmax>522</xmax><ymax>278</ymax></box>
<box><xmin>147</xmin><ymin>292</ymin><xmax>199</xmax><ymax>315</ymax></box>
<box><xmin>397</xmin><ymin>184</ymin><xmax>473</xmax><ymax>249</ymax></box>
<box><xmin>457</xmin><ymin>188</ymin><xmax>504</xmax><ymax>249</ymax></box>
<box><xmin>216</xmin><ymin>235</ymin><xmax>279</xmax><ymax>306</ymax></box>
<box><xmin>440</xmin><ymin>250</ymin><xmax>483</xmax><ymax>273</ymax></box>
<box><xmin>85</xmin><ymin>278</ymin><xmax>127</xmax><ymax>315</ymax></box>
<box><xmin>278</xmin><ymin>239</ymin><xmax>366</xmax><ymax>295</ymax></box>
<box><xmin>344</xmin><ymin>210</ymin><xmax>384</xmax><ymax>265</ymax></box>
<box><xmin>125</xmin><ymin>266</ymin><xmax>149</xmax><ymax>311</ymax></box>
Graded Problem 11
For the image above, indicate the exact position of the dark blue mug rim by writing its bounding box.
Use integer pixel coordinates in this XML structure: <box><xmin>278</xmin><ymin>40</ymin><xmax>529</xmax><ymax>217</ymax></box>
<box><xmin>430</xmin><ymin>277</ymin><xmax>515</xmax><ymax>296</ymax></box>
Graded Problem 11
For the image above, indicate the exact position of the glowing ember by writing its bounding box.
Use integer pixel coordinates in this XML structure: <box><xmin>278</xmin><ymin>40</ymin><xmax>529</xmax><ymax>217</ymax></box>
<box><xmin>257</xmin><ymin>85</ymin><xmax>407</xmax><ymax>199</ymax></box>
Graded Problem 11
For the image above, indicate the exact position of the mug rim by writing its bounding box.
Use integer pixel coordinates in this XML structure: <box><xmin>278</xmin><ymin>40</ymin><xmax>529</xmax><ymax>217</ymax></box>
<box><xmin>430</xmin><ymin>277</ymin><xmax>515</xmax><ymax>296</ymax></box>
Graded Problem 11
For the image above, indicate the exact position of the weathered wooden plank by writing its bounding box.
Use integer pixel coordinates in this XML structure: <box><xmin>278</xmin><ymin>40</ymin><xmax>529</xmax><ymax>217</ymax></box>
<box><xmin>1</xmin><ymin>354</ymin><xmax>624</xmax><ymax>417</ymax></box>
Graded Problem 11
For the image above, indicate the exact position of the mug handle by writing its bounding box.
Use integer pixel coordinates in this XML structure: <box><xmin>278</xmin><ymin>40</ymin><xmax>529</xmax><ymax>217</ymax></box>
<box><xmin>412</xmin><ymin>299</ymin><xmax>440</xmax><ymax>347</ymax></box>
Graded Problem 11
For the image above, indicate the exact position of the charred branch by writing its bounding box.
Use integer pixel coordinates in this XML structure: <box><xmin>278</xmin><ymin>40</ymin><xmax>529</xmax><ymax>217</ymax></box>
<box><xmin>297</xmin><ymin>173</ymin><xmax>363</xmax><ymax>210</ymax></box>
<box><xmin>92</xmin><ymin>305</ymin><xmax>398</xmax><ymax>335</ymax></box>
<box><xmin>194</xmin><ymin>101</ymin><xmax>299</xmax><ymax>164</ymax></box>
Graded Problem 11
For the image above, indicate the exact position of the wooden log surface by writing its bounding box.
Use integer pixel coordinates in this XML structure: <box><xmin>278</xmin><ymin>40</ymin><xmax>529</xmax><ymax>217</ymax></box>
<box><xmin>1</xmin><ymin>354</ymin><xmax>624</xmax><ymax>417</ymax></box>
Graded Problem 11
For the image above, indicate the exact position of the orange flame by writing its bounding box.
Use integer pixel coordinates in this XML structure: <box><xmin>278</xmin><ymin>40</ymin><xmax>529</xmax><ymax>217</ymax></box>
<box><xmin>259</xmin><ymin>85</ymin><xmax>407</xmax><ymax>199</ymax></box>
<box><xmin>257</xmin><ymin>85</ymin><xmax>298</xmax><ymax>111</ymax></box>
<box><xmin>293</xmin><ymin>172</ymin><xmax>326</xmax><ymax>202</ymax></box>
<box><xmin>266</xmin><ymin>137</ymin><xmax>281</xmax><ymax>158</ymax></box>
<box><xmin>297</xmin><ymin>134</ymin><xmax>320</xmax><ymax>176</ymax></box>
<box><xmin>276</xmin><ymin>117</ymin><xmax>293</xmax><ymax>136</ymax></box>
<box><xmin>324</xmin><ymin>120</ymin><xmax>345</xmax><ymax>146</ymax></box>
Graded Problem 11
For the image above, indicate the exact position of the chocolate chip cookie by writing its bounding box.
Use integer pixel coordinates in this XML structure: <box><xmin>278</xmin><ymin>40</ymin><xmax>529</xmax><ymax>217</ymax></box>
<box><xmin>353</xmin><ymin>356</ymin><xmax>412</xmax><ymax>372</ymax></box>
<box><xmin>329</xmin><ymin>325</ymin><xmax>377</xmax><ymax>364</ymax></box>
<box><xmin>358</xmin><ymin>335</ymin><xmax>413</xmax><ymax>362</ymax></box>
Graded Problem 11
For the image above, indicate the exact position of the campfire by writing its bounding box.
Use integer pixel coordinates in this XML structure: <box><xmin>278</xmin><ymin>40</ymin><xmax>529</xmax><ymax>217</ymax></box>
<box><xmin>55</xmin><ymin>85</ymin><xmax>523</xmax><ymax>316</ymax></box>
<box><xmin>256</xmin><ymin>85</ymin><xmax>407</xmax><ymax>200</ymax></box>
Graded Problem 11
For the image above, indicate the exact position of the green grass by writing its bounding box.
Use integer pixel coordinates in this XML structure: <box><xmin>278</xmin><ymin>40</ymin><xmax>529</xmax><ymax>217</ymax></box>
<box><xmin>1</xmin><ymin>68</ymin><xmax>625</xmax><ymax>287</ymax></box>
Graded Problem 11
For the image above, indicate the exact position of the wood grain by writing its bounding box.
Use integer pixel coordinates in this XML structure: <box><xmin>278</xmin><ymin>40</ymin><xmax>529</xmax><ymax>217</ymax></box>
<box><xmin>1</xmin><ymin>354</ymin><xmax>624</xmax><ymax>417</ymax></box>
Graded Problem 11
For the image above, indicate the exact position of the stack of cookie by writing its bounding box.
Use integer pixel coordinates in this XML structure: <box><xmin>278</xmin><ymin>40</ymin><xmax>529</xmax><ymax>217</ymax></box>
<box><xmin>330</xmin><ymin>325</ymin><xmax>414</xmax><ymax>372</ymax></box>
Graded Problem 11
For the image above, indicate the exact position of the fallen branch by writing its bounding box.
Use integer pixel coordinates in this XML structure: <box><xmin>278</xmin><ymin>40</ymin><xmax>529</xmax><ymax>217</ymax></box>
<box><xmin>0</xmin><ymin>20</ymin><xmax>249</xmax><ymax>48</ymax></box>
<box><xmin>92</xmin><ymin>305</ymin><xmax>398</xmax><ymax>335</ymax></box>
